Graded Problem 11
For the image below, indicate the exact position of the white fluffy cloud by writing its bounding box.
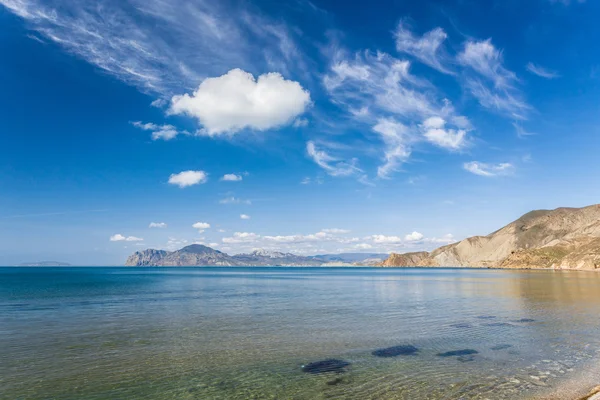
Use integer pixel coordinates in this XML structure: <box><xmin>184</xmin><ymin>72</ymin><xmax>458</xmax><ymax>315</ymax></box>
<box><xmin>463</xmin><ymin>161</ymin><xmax>514</xmax><ymax>177</ymax></box>
<box><xmin>321</xmin><ymin>228</ymin><xmax>350</xmax><ymax>234</ymax></box>
<box><xmin>192</xmin><ymin>222</ymin><xmax>210</xmax><ymax>234</ymax></box>
<box><xmin>429</xmin><ymin>234</ymin><xmax>455</xmax><ymax>243</ymax></box>
<box><xmin>149</xmin><ymin>222</ymin><xmax>167</xmax><ymax>228</ymax></box>
<box><xmin>132</xmin><ymin>121</ymin><xmax>181</xmax><ymax>140</ymax></box>
<box><xmin>221</xmin><ymin>174</ymin><xmax>242</xmax><ymax>182</ymax></box>
<box><xmin>169</xmin><ymin>69</ymin><xmax>311</xmax><ymax>135</ymax></box>
<box><xmin>240</xmin><ymin>214</ymin><xmax>251</xmax><ymax>220</ymax></box>
<box><xmin>217</xmin><ymin>228</ymin><xmax>455</xmax><ymax>255</ymax></box>
<box><xmin>421</xmin><ymin>117</ymin><xmax>468</xmax><ymax>150</ymax></box>
<box><xmin>192</xmin><ymin>222</ymin><xmax>211</xmax><ymax>230</ymax></box>
<box><xmin>165</xmin><ymin>237</ymin><xmax>189</xmax><ymax>251</ymax></box>
<box><xmin>110</xmin><ymin>234</ymin><xmax>143</xmax><ymax>242</ymax></box>
<box><xmin>222</xmin><ymin>230</ymin><xmax>348</xmax><ymax>246</ymax></box>
<box><xmin>394</xmin><ymin>22</ymin><xmax>452</xmax><ymax>74</ymax></box>
<box><xmin>168</xmin><ymin>170</ymin><xmax>208</xmax><ymax>188</ymax></box>
<box><xmin>405</xmin><ymin>231</ymin><xmax>424</xmax><ymax>241</ymax></box>
<box><xmin>222</xmin><ymin>232</ymin><xmax>261</xmax><ymax>244</ymax></box>
<box><xmin>369</xmin><ymin>235</ymin><xmax>404</xmax><ymax>244</ymax></box>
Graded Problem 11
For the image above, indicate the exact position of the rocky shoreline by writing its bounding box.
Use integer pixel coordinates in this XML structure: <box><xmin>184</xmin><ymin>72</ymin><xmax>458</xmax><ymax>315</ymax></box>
<box><xmin>581</xmin><ymin>386</ymin><xmax>600</xmax><ymax>400</ymax></box>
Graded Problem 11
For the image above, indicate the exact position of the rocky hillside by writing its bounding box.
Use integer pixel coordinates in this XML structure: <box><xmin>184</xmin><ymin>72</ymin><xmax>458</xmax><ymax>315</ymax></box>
<box><xmin>382</xmin><ymin>204</ymin><xmax>600</xmax><ymax>270</ymax></box>
<box><xmin>230</xmin><ymin>249</ymin><xmax>324</xmax><ymax>266</ymax></box>
<box><xmin>125</xmin><ymin>249</ymin><xmax>170</xmax><ymax>266</ymax></box>
<box><xmin>126</xmin><ymin>245</ymin><xmax>240</xmax><ymax>266</ymax></box>
<box><xmin>126</xmin><ymin>246</ymin><xmax>326</xmax><ymax>266</ymax></box>
<box><xmin>125</xmin><ymin>246</ymin><xmax>387</xmax><ymax>267</ymax></box>
<box><xmin>380</xmin><ymin>252</ymin><xmax>437</xmax><ymax>267</ymax></box>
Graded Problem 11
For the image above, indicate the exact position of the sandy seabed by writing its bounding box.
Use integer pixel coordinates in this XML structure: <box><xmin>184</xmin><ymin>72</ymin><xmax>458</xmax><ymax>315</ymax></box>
<box><xmin>533</xmin><ymin>361</ymin><xmax>600</xmax><ymax>400</ymax></box>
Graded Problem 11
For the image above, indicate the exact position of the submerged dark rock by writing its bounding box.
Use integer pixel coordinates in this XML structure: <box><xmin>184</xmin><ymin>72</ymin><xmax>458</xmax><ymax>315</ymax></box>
<box><xmin>437</xmin><ymin>349</ymin><xmax>479</xmax><ymax>357</ymax></box>
<box><xmin>450</xmin><ymin>323</ymin><xmax>473</xmax><ymax>329</ymax></box>
<box><xmin>513</xmin><ymin>318</ymin><xmax>535</xmax><ymax>323</ymax></box>
<box><xmin>491</xmin><ymin>344</ymin><xmax>513</xmax><ymax>351</ymax></box>
<box><xmin>484</xmin><ymin>322</ymin><xmax>514</xmax><ymax>327</ymax></box>
<box><xmin>301</xmin><ymin>359</ymin><xmax>350</xmax><ymax>374</ymax></box>
<box><xmin>326</xmin><ymin>377</ymin><xmax>345</xmax><ymax>386</ymax></box>
<box><xmin>371</xmin><ymin>345</ymin><xmax>419</xmax><ymax>357</ymax></box>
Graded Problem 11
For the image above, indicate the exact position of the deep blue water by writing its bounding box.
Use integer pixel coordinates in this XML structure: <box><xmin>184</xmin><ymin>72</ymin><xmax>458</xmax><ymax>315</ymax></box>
<box><xmin>1</xmin><ymin>267</ymin><xmax>600</xmax><ymax>399</ymax></box>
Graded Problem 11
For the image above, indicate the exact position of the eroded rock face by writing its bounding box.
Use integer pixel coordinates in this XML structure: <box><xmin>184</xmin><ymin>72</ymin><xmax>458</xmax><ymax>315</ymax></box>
<box><xmin>301</xmin><ymin>359</ymin><xmax>350</xmax><ymax>374</ymax></box>
<box><xmin>125</xmin><ymin>249</ymin><xmax>168</xmax><ymax>266</ymax></box>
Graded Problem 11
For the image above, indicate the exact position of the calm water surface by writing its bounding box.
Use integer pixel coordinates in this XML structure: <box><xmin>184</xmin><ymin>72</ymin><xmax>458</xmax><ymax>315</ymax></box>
<box><xmin>1</xmin><ymin>267</ymin><xmax>599</xmax><ymax>399</ymax></box>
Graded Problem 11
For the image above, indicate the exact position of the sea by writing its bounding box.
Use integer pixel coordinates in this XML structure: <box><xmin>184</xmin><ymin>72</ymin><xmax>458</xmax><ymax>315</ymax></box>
<box><xmin>1</xmin><ymin>267</ymin><xmax>599</xmax><ymax>399</ymax></box>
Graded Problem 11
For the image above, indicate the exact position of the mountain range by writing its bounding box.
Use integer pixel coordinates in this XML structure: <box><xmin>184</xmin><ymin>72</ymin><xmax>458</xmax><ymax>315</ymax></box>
<box><xmin>17</xmin><ymin>261</ymin><xmax>72</xmax><ymax>267</ymax></box>
<box><xmin>125</xmin><ymin>245</ymin><xmax>386</xmax><ymax>266</ymax></box>
<box><xmin>382</xmin><ymin>204</ymin><xmax>600</xmax><ymax>270</ymax></box>
<box><xmin>126</xmin><ymin>204</ymin><xmax>600</xmax><ymax>270</ymax></box>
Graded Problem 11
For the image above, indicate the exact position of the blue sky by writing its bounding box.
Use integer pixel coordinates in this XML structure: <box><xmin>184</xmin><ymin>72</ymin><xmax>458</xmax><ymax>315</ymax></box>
<box><xmin>1</xmin><ymin>0</ymin><xmax>600</xmax><ymax>265</ymax></box>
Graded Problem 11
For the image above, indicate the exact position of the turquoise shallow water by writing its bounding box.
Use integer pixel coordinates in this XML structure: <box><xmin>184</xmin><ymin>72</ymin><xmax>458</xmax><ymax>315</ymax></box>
<box><xmin>1</xmin><ymin>267</ymin><xmax>599</xmax><ymax>399</ymax></box>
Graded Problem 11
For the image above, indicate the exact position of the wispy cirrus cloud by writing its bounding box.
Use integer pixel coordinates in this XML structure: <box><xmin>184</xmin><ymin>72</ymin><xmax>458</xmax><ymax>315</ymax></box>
<box><xmin>322</xmin><ymin>48</ymin><xmax>471</xmax><ymax>178</ymax></box>
<box><xmin>306</xmin><ymin>141</ymin><xmax>364</xmax><ymax>178</ymax></box>
<box><xmin>371</xmin><ymin>118</ymin><xmax>412</xmax><ymax>178</ymax></box>
<box><xmin>464</xmin><ymin>79</ymin><xmax>530</xmax><ymax>120</ymax></box>
<box><xmin>219</xmin><ymin>196</ymin><xmax>251</xmax><ymax>205</ymax></box>
<box><xmin>394</xmin><ymin>22</ymin><xmax>453</xmax><ymax>74</ymax></box>
<box><xmin>0</xmin><ymin>0</ymin><xmax>307</xmax><ymax>96</ymax></box>
<box><xmin>458</xmin><ymin>39</ymin><xmax>530</xmax><ymax>120</ymax></box>
<box><xmin>513</xmin><ymin>122</ymin><xmax>536</xmax><ymax>138</ymax></box>
<box><xmin>463</xmin><ymin>161</ymin><xmax>514</xmax><ymax>177</ymax></box>
<box><xmin>458</xmin><ymin>39</ymin><xmax>517</xmax><ymax>89</ymax></box>
<box><xmin>526</xmin><ymin>62</ymin><xmax>560</xmax><ymax>79</ymax></box>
